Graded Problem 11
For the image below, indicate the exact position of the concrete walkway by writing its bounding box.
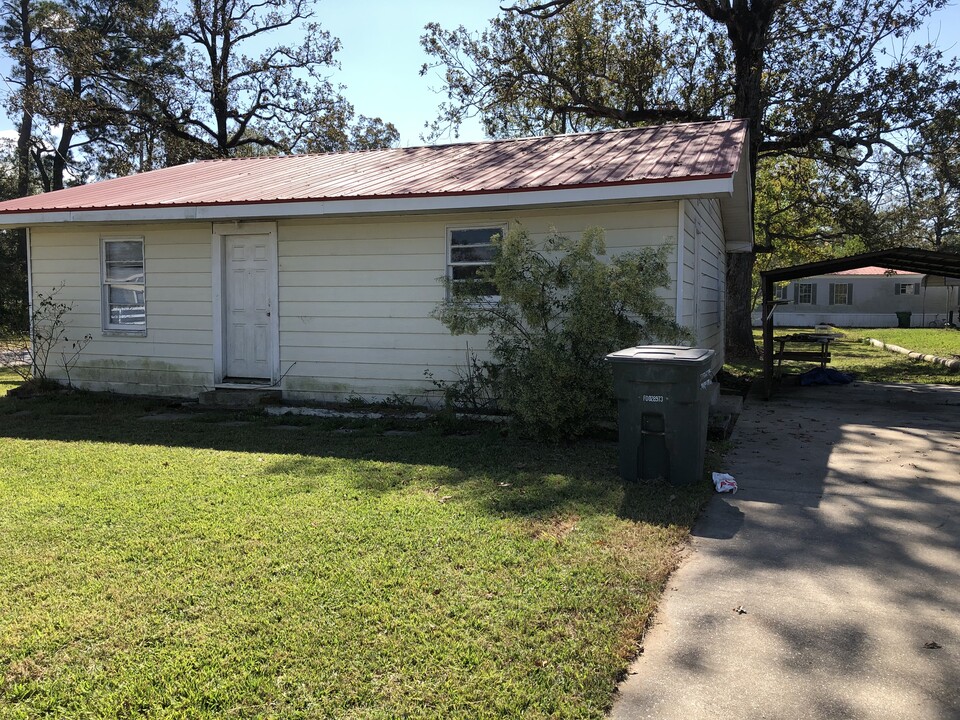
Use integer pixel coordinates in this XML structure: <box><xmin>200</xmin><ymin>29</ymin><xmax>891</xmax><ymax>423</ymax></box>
<box><xmin>611</xmin><ymin>381</ymin><xmax>960</xmax><ymax>720</ymax></box>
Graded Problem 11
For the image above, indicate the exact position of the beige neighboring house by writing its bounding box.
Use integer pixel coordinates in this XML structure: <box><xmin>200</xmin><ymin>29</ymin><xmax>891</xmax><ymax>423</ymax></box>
<box><xmin>756</xmin><ymin>266</ymin><xmax>960</xmax><ymax>328</ymax></box>
<box><xmin>0</xmin><ymin>120</ymin><xmax>753</xmax><ymax>403</ymax></box>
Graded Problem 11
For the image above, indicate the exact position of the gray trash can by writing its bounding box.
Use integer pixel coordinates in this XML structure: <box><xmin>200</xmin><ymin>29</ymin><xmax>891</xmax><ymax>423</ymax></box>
<box><xmin>606</xmin><ymin>345</ymin><xmax>715</xmax><ymax>485</ymax></box>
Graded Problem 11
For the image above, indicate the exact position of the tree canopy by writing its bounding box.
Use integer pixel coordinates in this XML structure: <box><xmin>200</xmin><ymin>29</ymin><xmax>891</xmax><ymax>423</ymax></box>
<box><xmin>145</xmin><ymin>0</ymin><xmax>399</xmax><ymax>159</ymax></box>
<box><xmin>1</xmin><ymin>0</ymin><xmax>400</xmax><ymax>188</ymax></box>
<box><xmin>422</xmin><ymin>0</ymin><xmax>960</xmax><ymax>354</ymax></box>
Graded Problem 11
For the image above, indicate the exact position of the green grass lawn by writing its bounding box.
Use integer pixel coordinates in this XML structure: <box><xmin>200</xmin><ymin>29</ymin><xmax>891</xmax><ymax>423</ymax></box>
<box><xmin>0</xmin><ymin>372</ymin><xmax>711</xmax><ymax>719</ymax></box>
<box><xmin>845</xmin><ymin>327</ymin><xmax>960</xmax><ymax>358</ymax></box>
<box><xmin>725</xmin><ymin>327</ymin><xmax>960</xmax><ymax>386</ymax></box>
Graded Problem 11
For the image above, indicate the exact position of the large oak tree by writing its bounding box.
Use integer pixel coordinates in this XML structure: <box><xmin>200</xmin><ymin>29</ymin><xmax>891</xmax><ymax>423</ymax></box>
<box><xmin>421</xmin><ymin>0</ymin><xmax>959</xmax><ymax>355</ymax></box>
<box><xmin>145</xmin><ymin>0</ymin><xmax>398</xmax><ymax>158</ymax></box>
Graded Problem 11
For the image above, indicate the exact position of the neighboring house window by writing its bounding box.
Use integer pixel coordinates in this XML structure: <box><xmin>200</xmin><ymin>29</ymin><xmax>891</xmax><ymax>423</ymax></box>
<box><xmin>773</xmin><ymin>283</ymin><xmax>789</xmax><ymax>301</ymax></box>
<box><xmin>102</xmin><ymin>238</ymin><xmax>145</xmax><ymax>330</ymax></box>
<box><xmin>447</xmin><ymin>226</ymin><xmax>505</xmax><ymax>298</ymax></box>
<box><xmin>894</xmin><ymin>282</ymin><xmax>920</xmax><ymax>295</ymax></box>
<box><xmin>829</xmin><ymin>282</ymin><xmax>853</xmax><ymax>305</ymax></box>
<box><xmin>795</xmin><ymin>282</ymin><xmax>817</xmax><ymax>304</ymax></box>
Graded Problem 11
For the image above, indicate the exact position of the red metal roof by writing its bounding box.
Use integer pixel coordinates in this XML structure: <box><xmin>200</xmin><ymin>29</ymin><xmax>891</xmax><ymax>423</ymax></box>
<box><xmin>0</xmin><ymin>120</ymin><xmax>747</xmax><ymax>214</ymax></box>
<box><xmin>832</xmin><ymin>266</ymin><xmax>911</xmax><ymax>276</ymax></box>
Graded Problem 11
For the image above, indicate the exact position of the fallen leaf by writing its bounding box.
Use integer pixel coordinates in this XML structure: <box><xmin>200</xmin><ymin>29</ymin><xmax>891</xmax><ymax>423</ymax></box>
<box><xmin>439</xmin><ymin>495</ymin><xmax>453</xmax><ymax>503</ymax></box>
<box><xmin>733</xmin><ymin>605</ymin><xmax>747</xmax><ymax>615</ymax></box>
<box><xmin>923</xmin><ymin>641</ymin><xmax>942</xmax><ymax>650</ymax></box>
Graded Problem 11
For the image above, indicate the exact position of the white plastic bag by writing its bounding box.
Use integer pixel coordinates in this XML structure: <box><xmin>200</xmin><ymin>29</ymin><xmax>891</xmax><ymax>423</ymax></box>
<box><xmin>712</xmin><ymin>472</ymin><xmax>738</xmax><ymax>494</ymax></box>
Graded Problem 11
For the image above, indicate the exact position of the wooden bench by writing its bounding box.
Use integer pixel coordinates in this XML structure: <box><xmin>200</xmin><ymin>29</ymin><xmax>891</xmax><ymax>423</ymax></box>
<box><xmin>773</xmin><ymin>333</ymin><xmax>838</xmax><ymax>375</ymax></box>
<box><xmin>775</xmin><ymin>350</ymin><xmax>832</xmax><ymax>363</ymax></box>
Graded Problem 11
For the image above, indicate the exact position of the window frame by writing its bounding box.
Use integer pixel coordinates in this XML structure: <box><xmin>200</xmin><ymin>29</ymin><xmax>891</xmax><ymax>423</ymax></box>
<box><xmin>829</xmin><ymin>282</ymin><xmax>853</xmax><ymax>306</ymax></box>
<box><xmin>101</xmin><ymin>236</ymin><xmax>146</xmax><ymax>334</ymax></box>
<box><xmin>796</xmin><ymin>282</ymin><xmax>815</xmax><ymax>305</ymax></box>
<box><xmin>446</xmin><ymin>224</ymin><xmax>507</xmax><ymax>300</ymax></box>
<box><xmin>894</xmin><ymin>282</ymin><xmax>920</xmax><ymax>296</ymax></box>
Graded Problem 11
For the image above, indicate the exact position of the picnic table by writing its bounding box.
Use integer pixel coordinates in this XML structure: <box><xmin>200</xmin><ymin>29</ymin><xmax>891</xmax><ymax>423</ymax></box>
<box><xmin>773</xmin><ymin>332</ymin><xmax>841</xmax><ymax>375</ymax></box>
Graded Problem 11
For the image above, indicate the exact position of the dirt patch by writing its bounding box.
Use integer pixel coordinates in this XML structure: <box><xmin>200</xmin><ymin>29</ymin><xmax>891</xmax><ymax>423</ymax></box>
<box><xmin>3</xmin><ymin>654</ymin><xmax>47</xmax><ymax>687</ymax></box>
<box><xmin>526</xmin><ymin>514</ymin><xmax>580</xmax><ymax>541</ymax></box>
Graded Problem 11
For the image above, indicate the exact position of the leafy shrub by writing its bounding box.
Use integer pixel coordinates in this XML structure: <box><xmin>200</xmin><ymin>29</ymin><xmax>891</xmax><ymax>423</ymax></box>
<box><xmin>432</xmin><ymin>226</ymin><xmax>688</xmax><ymax>440</ymax></box>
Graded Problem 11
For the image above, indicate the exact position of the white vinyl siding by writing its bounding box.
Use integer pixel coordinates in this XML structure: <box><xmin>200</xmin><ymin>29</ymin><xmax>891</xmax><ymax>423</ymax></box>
<box><xmin>752</xmin><ymin>272</ymin><xmax>935</xmax><ymax>328</ymax></box>
<box><xmin>30</xmin><ymin>224</ymin><xmax>214</xmax><ymax>396</ymax></box>
<box><xmin>276</xmin><ymin>203</ymin><xmax>680</xmax><ymax>404</ymax></box>
<box><xmin>27</xmin><ymin>201</ymin><xmax>685</xmax><ymax>402</ymax></box>
<box><xmin>680</xmin><ymin>198</ymin><xmax>725</xmax><ymax>371</ymax></box>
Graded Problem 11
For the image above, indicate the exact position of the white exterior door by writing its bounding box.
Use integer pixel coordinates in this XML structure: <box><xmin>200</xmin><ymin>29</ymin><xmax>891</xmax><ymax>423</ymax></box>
<box><xmin>224</xmin><ymin>233</ymin><xmax>273</xmax><ymax>379</ymax></box>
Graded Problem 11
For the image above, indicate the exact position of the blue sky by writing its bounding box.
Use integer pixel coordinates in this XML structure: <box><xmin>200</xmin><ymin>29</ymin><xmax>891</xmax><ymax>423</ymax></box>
<box><xmin>0</xmin><ymin>0</ymin><xmax>499</xmax><ymax>146</ymax></box>
<box><xmin>319</xmin><ymin>0</ymin><xmax>496</xmax><ymax>144</ymax></box>
<box><xmin>324</xmin><ymin>0</ymin><xmax>960</xmax><ymax>146</ymax></box>
<box><xmin>2</xmin><ymin>0</ymin><xmax>959</xmax><ymax>148</ymax></box>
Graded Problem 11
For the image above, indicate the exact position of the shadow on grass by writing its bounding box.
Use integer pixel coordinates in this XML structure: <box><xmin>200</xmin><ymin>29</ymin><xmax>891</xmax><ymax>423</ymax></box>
<box><xmin>0</xmin><ymin>382</ymin><xmax>711</xmax><ymax>528</ymax></box>
<box><xmin>734</xmin><ymin>329</ymin><xmax>960</xmax><ymax>386</ymax></box>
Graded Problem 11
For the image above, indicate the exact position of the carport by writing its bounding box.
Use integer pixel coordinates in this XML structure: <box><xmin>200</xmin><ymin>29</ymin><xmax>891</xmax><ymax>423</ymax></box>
<box><xmin>759</xmin><ymin>247</ymin><xmax>960</xmax><ymax>397</ymax></box>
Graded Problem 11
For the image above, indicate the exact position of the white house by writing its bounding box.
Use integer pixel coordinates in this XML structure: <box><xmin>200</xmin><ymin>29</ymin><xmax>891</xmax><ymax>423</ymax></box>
<box><xmin>756</xmin><ymin>266</ymin><xmax>959</xmax><ymax>328</ymax></box>
<box><xmin>0</xmin><ymin>120</ymin><xmax>753</xmax><ymax>403</ymax></box>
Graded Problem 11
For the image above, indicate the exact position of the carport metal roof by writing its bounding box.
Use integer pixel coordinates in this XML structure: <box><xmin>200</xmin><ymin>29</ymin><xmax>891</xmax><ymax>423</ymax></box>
<box><xmin>761</xmin><ymin>246</ymin><xmax>960</xmax><ymax>283</ymax></box>
<box><xmin>759</xmin><ymin>247</ymin><xmax>960</xmax><ymax>397</ymax></box>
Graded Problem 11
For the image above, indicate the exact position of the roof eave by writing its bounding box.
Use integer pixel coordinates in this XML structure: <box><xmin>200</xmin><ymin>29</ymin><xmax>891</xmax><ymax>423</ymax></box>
<box><xmin>0</xmin><ymin>176</ymin><xmax>738</xmax><ymax>229</ymax></box>
<box><xmin>719</xmin><ymin>130</ymin><xmax>753</xmax><ymax>253</ymax></box>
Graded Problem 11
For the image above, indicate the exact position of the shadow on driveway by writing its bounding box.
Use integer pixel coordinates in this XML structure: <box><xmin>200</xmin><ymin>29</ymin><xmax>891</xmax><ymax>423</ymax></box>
<box><xmin>612</xmin><ymin>381</ymin><xmax>960</xmax><ymax>720</ymax></box>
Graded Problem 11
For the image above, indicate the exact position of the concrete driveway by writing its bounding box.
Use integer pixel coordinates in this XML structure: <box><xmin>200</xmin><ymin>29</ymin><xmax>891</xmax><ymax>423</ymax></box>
<box><xmin>611</xmin><ymin>381</ymin><xmax>960</xmax><ymax>720</ymax></box>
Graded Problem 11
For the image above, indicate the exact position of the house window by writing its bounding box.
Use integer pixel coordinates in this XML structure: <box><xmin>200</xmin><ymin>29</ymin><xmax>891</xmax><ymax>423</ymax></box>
<box><xmin>447</xmin><ymin>226</ymin><xmax>504</xmax><ymax>298</ymax></box>
<box><xmin>773</xmin><ymin>283</ymin><xmax>789</xmax><ymax>301</ymax></box>
<box><xmin>795</xmin><ymin>282</ymin><xmax>816</xmax><ymax>305</ymax></box>
<box><xmin>102</xmin><ymin>238</ymin><xmax>145</xmax><ymax>331</ymax></box>
<box><xmin>894</xmin><ymin>282</ymin><xmax>920</xmax><ymax>296</ymax></box>
<box><xmin>829</xmin><ymin>282</ymin><xmax>853</xmax><ymax>305</ymax></box>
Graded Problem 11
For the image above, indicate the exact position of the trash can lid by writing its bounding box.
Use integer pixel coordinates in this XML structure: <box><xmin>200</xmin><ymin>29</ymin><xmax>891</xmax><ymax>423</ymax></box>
<box><xmin>605</xmin><ymin>345</ymin><xmax>715</xmax><ymax>364</ymax></box>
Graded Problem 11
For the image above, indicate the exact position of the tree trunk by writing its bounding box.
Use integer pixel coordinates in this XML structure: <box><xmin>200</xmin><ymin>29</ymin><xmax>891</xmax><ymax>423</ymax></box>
<box><xmin>51</xmin><ymin>125</ymin><xmax>74</xmax><ymax>192</ymax></box>
<box><xmin>10</xmin><ymin>0</ymin><xmax>36</xmax><ymax>328</ymax></box>
<box><xmin>725</xmin><ymin>250</ymin><xmax>757</xmax><ymax>359</ymax></box>
<box><xmin>14</xmin><ymin>0</ymin><xmax>34</xmax><ymax>200</ymax></box>
<box><xmin>720</xmin><ymin>1</ymin><xmax>779</xmax><ymax>358</ymax></box>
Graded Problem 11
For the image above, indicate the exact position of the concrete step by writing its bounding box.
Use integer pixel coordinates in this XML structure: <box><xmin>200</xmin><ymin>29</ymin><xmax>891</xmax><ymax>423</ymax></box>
<box><xmin>198</xmin><ymin>388</ymin><xmax>282</xmax><ymax>408</ymax></box>
<box><xmin>708</xmin><ymin>394</ymin><xmax>744</xmax><ymax>441</ymax></box>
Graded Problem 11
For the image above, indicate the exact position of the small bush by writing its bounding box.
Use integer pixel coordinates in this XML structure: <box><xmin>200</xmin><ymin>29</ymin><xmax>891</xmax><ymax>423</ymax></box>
<box><xmin>424</xmin><ymin>350</ymin><xmax>500</xmax><ymax>414</ymax></box>
<box><xmin>432</xmin><ymin>226</ymin><xmax>688</xmax><ymax>440</ymax></box>
<box><xmin>0</xmin><ymin>284</ymin><xmax>91</xmax><ymax>385</ymax></box>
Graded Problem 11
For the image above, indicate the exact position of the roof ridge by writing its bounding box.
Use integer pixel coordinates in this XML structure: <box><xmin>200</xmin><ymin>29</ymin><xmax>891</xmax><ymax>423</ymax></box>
<box><xmin>191</xmin><ymin>119</ymin><xmax>747</xmax><ymax>165</ymax></box>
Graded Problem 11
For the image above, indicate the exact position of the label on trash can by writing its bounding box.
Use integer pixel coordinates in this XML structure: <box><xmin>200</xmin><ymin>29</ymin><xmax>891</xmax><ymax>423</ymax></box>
<box><xmin>642</xmin><ymin>395</ymin><xmax>665</xmax><ymax>403</ymax></box>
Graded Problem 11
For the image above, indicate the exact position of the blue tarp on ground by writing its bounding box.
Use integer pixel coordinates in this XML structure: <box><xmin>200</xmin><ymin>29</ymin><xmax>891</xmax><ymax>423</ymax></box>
<box><xmin>799</xmin><ymin>367</ymin><xmax>856</xmax><ymax>386</ymax></box>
